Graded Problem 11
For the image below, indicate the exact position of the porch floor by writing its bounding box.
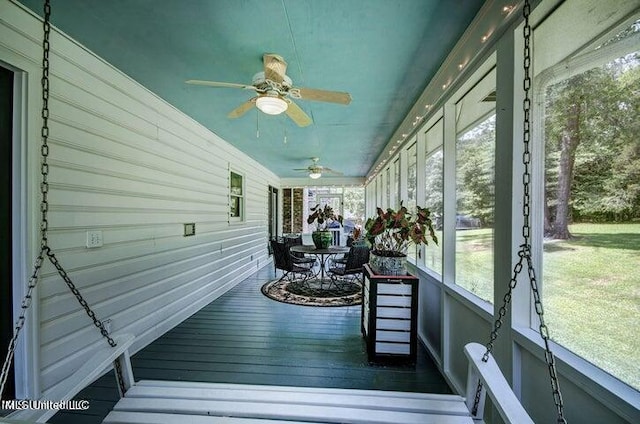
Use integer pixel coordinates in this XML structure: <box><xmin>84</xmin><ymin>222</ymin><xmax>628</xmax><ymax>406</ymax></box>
<box><xmin>50</xmin><ymin>265</ymin><xmax>453</xmax><ymax>423</ymax></box>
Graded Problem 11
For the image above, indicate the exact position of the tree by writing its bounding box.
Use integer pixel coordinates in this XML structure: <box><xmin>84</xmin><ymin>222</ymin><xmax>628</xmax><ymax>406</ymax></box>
<box><xmin>343</xmin><ymin>187</ymin><xmax>365</xmax><ymax>225</ymax></box>
<box><xmin>544</xmin><ymin>51</ymin><xmax>640</xmax><ymax>237</ymax></box>
<box><xmin>456</xmin><ymin>115</ymin><xmax>495</xmax><ymax>226</ymax></box>
<box><xmin>552</xmin><ymin>88</ymin><xmax>580</xmax><ymax>239</ymax></box>
<box><xmin>425</xmin><ymin>149</ymin><xmax>443</xmax><ymax>215</ymax></box>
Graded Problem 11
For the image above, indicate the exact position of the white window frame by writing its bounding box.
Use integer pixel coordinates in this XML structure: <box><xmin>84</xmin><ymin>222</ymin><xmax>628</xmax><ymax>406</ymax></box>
<box><xmin>229</xmin><ymin>169</ymin><xmax>245</xmax><ymax>223</ymax></box>
<box><xmin>529</xmin><ymin>8</ymin><xmax>640</xmax><ymax>406</ymax></box>
<box><xmin>423</xmin><ymin>116</ymin><xmax>444</xmax><ymax>275</ymax></box>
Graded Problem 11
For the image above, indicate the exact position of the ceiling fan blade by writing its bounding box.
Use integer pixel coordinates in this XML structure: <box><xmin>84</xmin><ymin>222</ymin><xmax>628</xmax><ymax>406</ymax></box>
<box><xmin>263</xmin><ymin>54</ymin><xmax>288</xmax><ymax>83</ymax></box>
<box><xmin>186</xmin><ymin>79</ymin><xmax>256</xmax><ymax>90</ymax></box>
<box><xmin>322</xmin><ymin>167</ymin><xmax>344</xmax><ymax>175</ymax></box>
<box><xmin>285</xmin><ymin>100</ymin><xmax>312</xmax><ymax>127</ymax></box>
<box><xmin>294</xmin><ymin>87</ymin><xmax>352</xmax><ymax>105</ymax></box>
<box><xmin>227</xmin><ymin>98</ymin><xmax>256</xmax><ymax>119</ymax></box>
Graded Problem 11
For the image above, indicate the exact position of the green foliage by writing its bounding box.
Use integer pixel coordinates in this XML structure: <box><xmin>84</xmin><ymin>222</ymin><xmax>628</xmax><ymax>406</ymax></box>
<box><xmin>307</xmin><ymin>204</ymin><xmax>343</xmax><ymax>230</ymax></box>
<box><xmin>456</xmin><ymin>115</ymin><xmax>495</xmax><ymax>226</ymax></box>
<box><xmin>343</xmin><ymin>187</ymin><xmax>365</xmax><ymax>224</ymax></box>
<box><xmin>545</xmin><ymin>52</ymin><xmax>640</xmax><ymax>224</ymax></box>
<box><xmin>425</xmin><ymin>149</ymin><xmax>444</xmax><ymax>217</ymax></box>
<box><xmin>364</xmin><ymin>202</ymin><xmax>438</xmax><ymax>255</ymax></box>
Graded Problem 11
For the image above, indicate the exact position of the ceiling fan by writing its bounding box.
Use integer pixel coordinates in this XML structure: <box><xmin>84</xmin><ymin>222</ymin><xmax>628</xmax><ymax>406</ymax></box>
<box><xmin>186</xmin><ymin>53</ymin><xmax>352</xmax><ymax>127</ymax></box>
<box><xmin>293</xmin><ymin>157</ymin><xmax>343</xmax><ymax>179</ymax></box>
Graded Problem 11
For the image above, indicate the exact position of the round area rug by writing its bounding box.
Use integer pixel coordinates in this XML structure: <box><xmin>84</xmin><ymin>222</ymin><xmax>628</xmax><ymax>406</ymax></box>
<box><xmin>261</xmin><ymin>278</ymin><xmax>361</xmax><ymax>307</ymax></box>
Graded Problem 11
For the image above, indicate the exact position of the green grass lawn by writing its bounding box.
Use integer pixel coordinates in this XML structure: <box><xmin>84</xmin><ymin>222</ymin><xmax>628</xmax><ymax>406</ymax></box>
<box><xmin>456</xmin><ymin>228</ymin><xmax>494</xmax><ymax>301</ymax></box>
<box><xmin>455</xmin><ymin>223</ymin><xmax>640</xmax><ymax>391</ymax></box>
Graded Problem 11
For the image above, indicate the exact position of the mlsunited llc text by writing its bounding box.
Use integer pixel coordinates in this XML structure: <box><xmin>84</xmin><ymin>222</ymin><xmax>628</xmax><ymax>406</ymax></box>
<box><xmin>1</xmin><ymin>399</ymin><xmax>90</xmax><ymax>410</ymax></box>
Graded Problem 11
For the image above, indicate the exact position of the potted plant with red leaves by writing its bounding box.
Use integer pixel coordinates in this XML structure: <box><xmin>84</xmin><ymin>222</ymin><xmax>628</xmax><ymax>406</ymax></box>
<box><xmin>364</xmin><ymin>202</ymin><xmax>437</xmax><ymax>275</ymax></box>
<box><xmin>307</xmin><ymin>204</ymin><xmax>343</xmax><ymax>249</ymax></box>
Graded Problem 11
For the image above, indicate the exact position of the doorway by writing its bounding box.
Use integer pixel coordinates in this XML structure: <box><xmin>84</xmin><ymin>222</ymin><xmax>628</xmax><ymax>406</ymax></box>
<box><xmin>317</xmin><ymin>194</ymin><xmax>343</xmax><ymax>219</ymax></box>
<box><xmin>267</xmin><ymin>186</ymin><xmax>278</xmax><ymax>245</ymax></box>
<box><xmin>0</xmin><ymin>65</ymin><xmax>15</xmax><ymax>399</ymax></box>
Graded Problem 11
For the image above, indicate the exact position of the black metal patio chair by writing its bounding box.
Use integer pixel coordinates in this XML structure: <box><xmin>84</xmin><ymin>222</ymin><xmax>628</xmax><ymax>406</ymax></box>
<box><xmin>284</xmin><ymin>235</ymin><xmax>317</xmax><ymax>267</ymax></box>
<box><xmin>270</xmin><ymin>239</ymin><xmax>315</xmax><ymax>283</ymax></box>
<box><xmin>327</xmin><ymin>245</ymin><xmax>370</xmax><ymax>286</ymax></box>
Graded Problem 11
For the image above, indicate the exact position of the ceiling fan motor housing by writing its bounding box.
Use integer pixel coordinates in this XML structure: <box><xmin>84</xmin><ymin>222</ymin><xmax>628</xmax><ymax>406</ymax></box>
<box><xmin>252</xmin><ymin>72</ymin><xmax>293</xmax><ymax>91</ymax></box>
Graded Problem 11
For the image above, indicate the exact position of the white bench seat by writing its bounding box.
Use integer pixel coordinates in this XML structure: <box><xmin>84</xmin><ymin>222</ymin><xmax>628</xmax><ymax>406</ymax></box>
<box><xmin>103</xmin><ymin>380</ymin><xmax>474</xmax><ymax>424</ymax></box>
<box><xmin>102</xmin><ymin>342</ymin><xmax>536</xmax><ymax>424</ymax></box>
<box><xmin>103</xmin><ymin>412</ymin><xmax>320</xmax><ymax>424</ymax></box>
<box><xmin>1</xmin><ymin>334</ymin><xmax>533</xmax><ymax>424</ymax></box>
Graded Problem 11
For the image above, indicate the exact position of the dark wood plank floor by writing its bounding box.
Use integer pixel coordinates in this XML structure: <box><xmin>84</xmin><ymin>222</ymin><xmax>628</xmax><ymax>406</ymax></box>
<box><xmin>50</xmin><ymin>265</ymin><xmax>453</xmax><ymax>423</ymax></box>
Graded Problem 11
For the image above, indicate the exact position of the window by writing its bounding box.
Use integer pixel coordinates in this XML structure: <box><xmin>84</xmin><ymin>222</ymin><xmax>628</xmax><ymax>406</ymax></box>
<box><xmin>385</xmin><ymin>167</ymin><xmax>391</xmax><ymax>208</ymax></box>
<box><xmin>424</xmin><ymin>119</ymin><xmax>444</xmax><ymax>275</ymax></box>
<box><xmin>406</xmin><ymin>142</ymin><xmax>418</xmax><ymax>260</ymax></box>
<box><xmin>229</xmin><ymin>170</ymin><xmax>244</xmax><ymax>221</ymax></box>
<box><xmin>303</xmin><ymin>186</ymin><xmax>365</xmax><ymax>236</ymax></box>
<box><xmin>406</xmin><ymin>142</ymin><xmax>417</xmax><ymax>212</ymax></box>
<box><xmin>455</xmin><ymin>114</ymin><xmax>495</xmax><ymax>302</ymax></box>
<box><xmin>539</xmin><ymin>18</ymin><xmax>640</xmax><ymax>390</ymax></box>
<box><xmin>393</xmin><ymin>158</ymin><xmax>400</xmax><ymax>208</ymax></box>
<box><xmin>343</xmin><ymin>186</ymin><xmax>365</xmax><ymax>234</ymax></box>
<box><xmin>453</xmin><ymin>64</ymin><xmax>496</xmax><ymax>303</ymax></box>
<box><xmin>376</xmin><ymin>174</ymin><xmax>383</xmax><ymax>208</ymax></box>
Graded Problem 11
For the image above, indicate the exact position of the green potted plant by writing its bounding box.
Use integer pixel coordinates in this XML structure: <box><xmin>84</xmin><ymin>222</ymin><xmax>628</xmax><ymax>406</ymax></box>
<box><xmin>307</xmin><ymin>204</ymin><xmax>343</xmax><ymax>249</ymax></box>
<box><xmin>364</xmin><ymin>202</ymin><xmax>438</xmax><ymax>275</ymax></box>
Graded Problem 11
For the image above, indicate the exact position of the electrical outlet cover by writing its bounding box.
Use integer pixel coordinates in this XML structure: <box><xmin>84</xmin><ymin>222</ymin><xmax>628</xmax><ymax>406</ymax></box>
<box><xmin>184</xmin><ymin>223</ymin><xmax>196</xmax><ymax>236</ymax></box>
<box><xmin>86</xmin><ymin>230</ymin><xmax>103</xmax><ymax>248</ymax></box>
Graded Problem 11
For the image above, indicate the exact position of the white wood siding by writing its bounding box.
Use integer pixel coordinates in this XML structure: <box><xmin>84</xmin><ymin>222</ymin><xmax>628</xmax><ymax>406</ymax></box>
<box><xmin>1</xmin><ymin>0</ymin><xmax>278</xmax><ymax>397</ymax></box>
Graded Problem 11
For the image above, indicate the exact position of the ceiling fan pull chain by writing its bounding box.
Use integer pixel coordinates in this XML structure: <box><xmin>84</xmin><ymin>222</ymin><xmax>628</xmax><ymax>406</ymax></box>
<box><xmin>281</xmin><ymin>118</ymin><xmax>287</xmax><ymax>144</ymax></box>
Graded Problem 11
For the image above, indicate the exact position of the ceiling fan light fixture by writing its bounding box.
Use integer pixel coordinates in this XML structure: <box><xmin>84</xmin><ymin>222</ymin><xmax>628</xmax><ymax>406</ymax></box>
<box><xmin>256</xmin><ymin>95</ymin><xmax>288</xmax><ymax>115</ymax></box>
<box><xmin>309</xmin><ymin>171</ymin><xmax>322</xmax><ymax>179</ymax></box>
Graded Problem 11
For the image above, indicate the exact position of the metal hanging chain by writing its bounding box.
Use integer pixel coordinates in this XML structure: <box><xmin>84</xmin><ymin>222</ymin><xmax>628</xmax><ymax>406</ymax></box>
<box><xmin>1</xmin><ymin>0</ymin><xmax>121</xmax><ymax>401</ymax></box>
<box><xmin>472</xmin><ymin>1</ymin><xmax>567</xmax><ymax>422</ymax></box>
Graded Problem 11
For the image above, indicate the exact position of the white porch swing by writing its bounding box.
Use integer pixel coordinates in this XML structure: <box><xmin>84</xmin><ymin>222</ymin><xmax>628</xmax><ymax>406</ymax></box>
<box><xmin>2</xmin><ymin>1</ymin><xmax>567</xmax><ymax>423</ymax></box>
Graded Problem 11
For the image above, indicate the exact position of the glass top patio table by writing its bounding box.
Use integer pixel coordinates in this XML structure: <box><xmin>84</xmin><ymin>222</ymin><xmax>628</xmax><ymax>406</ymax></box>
<box><xmin>290</xmin><ymin>245</ymin><xmax>350</xmax><ymax>281</ymax></box>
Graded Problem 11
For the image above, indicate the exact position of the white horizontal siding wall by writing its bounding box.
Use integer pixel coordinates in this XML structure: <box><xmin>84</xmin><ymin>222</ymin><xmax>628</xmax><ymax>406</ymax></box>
<box><xmin>1</xmin><ymin>0</ymin><xmax>278</xmax><ymax>397</ymax></box>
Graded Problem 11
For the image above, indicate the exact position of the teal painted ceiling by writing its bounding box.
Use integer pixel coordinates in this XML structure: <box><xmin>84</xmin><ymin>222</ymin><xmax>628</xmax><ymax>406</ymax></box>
<box><xmin>18</xmin><ymin>0</ymin><xmax>484</xmax><ymax>178</ymax></box>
